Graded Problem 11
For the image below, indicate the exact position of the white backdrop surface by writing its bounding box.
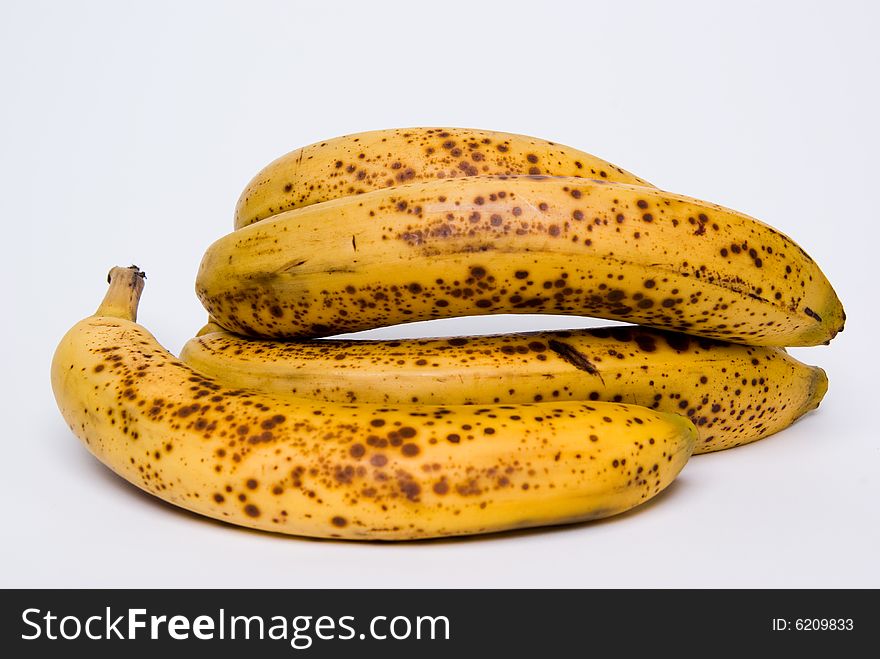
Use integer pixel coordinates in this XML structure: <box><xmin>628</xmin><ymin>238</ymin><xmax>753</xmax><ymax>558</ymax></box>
<box><xmin>1</xmin><ymin>0</ymin><xmax>877</xmax><ymax>587</ymax></box>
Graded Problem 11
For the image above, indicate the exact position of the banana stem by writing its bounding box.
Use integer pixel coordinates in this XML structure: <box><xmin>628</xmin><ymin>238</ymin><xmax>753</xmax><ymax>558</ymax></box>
<box><xmin>97</xmin><ymin>266</ymin><xmax>146</xmax><ymax>321</ymax></box>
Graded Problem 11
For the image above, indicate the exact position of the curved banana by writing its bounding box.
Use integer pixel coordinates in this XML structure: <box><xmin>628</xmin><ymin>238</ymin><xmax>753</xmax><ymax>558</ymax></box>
<box><xmin>181</xmin><ymin>326</ymin><xmax>827</xmax><ymax>454</ymax></box>
<box><xmin>198</xmin><ymin>176</ymin><xmax>844</xmax><ymax>346</ymax></box>
<box><xmin>52</xmin><ymin>267</ymin><xmax>696</xmax><ymax>540</ymax></box>
<box><xmin>235</xmin><ymin>127</ymin><xmax>651</xmax><ymax>229</ymax></box>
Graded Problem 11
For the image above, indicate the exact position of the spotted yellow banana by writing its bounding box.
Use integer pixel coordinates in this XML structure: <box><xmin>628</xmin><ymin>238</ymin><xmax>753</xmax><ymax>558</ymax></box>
<box><xmin>197</xmin><ymin>176</ymin><xmax>845</xmax><ymax>346</ymax></box>
<box><xmin>235</xmin><ymin>127</ymin><xmax>651</xmax><ymax>229</ymax></box>
<box><xmin>51</xmin><ymin>267</ymin><xmax>696</xmax><ymax>540</ymax></box>
<box><xmin>181</xmin><ymin>325</ymin><xmax>826</xmax><ymax>454</ymax></box>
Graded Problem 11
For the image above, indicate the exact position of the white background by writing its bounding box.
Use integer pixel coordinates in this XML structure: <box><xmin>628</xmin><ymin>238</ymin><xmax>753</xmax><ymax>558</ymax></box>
<box><xmin>1</xmin><ymin>0</ymin><xmax>878</xmax><ymax>587</ymax></box>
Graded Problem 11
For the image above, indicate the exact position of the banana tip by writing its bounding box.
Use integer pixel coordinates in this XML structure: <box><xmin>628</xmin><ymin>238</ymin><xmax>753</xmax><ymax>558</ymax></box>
<box><xmin>804</xmin><ymin>366</ymin><xmax>829</xmax><ymax>414</ymax></box>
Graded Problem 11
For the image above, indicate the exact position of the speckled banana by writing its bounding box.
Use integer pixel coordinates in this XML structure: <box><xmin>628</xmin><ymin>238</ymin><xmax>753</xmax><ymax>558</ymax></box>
<box><xmin>235</xmin><ymin>127</ymin><xmax>651</xmax><ymax>229</ymax></box>
<box><xmin>52</xmin><ymin>267</ymin><xmax>696</xmax><ymax>540</ymax></box>
<box><xmin>197</xmin><ymin>175</ymin><xmax>845</xmax><ymax>346</ymax></box>
<box><xmin>181</xmin><ymin>326</ymin><xmax>827</xmax><ymax>454</ymax></box>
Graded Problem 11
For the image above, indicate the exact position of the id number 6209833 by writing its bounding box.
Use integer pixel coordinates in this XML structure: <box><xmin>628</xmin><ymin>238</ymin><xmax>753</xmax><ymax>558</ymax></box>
<box><xmin>772</xmin><ymin>618</ymin><xmax>854</xmax><ymax>631</ymax></box>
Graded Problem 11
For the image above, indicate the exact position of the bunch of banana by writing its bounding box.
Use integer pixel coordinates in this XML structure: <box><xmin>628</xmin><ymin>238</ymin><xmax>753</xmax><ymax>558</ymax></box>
<box><xmin>52</xmin><ymin>127</ymin><xmax>843</xmax><ymax>540</ymax></box>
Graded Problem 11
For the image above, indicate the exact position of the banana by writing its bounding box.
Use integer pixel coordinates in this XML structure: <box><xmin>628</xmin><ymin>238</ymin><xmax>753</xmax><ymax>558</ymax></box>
<box><xmin>235</xmin><ymin>127</ymin><xmax>651</xmax><ymax>229</ymax></box>
<box><xmin>180</xmin><ymin>326</ymin><xmax>826</xmax><ymax>454</ymax></box>
<box><xmin>52</xmin><ymin>267</ymin><xmax>696</xmax><ymax>540</ymax></box>
<box><xmin>228</xmin><ymin>128</ymin><xmax>651</xmax><ymax>342</ymax></box>
<box><xmin>198</xmin><ymin>175</ymin><xmax>845</xmax><ymax>346</ymax></box>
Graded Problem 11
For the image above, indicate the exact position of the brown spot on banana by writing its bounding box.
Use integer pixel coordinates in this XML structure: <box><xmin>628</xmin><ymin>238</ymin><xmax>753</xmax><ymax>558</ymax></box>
<box><xmin>546</xmin><ymin>339</ymin><xmax>602</xmax><ymax>380</ymax></box>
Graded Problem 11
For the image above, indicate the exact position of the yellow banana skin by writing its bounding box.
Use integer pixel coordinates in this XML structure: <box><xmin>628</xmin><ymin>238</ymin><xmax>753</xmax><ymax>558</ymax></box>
<box><xmin>52</xmin><ymin>267</ymin><xmax>696</xmax><ymax>540</ymax></box>
<box><xmin>198</xmin><ymin>176</ymin><xmax>845</xmax><ymax>346</ymax></box>
<box><xmin>181</xmin><ymin>326</ymin><xmax>827</xmax><ymax>454</ymax></box>
<box><xmin>235</xmin><ymin>127</ymin><xmax>651</xmax><ymax>229</ymax></box>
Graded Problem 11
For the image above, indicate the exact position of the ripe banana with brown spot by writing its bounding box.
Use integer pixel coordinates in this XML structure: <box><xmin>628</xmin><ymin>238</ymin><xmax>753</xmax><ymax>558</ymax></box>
<box><xmin>197</xmin><ymin>175</ymin><xmax>844</xmax><ymax>346</ymax></box>
<box><xmin>51</xmin><ymin>267</ymin><xmax>696</xmax><ymax>540</ymax></box>
<box><xmin>180</xmin><ymin>326</ymin><xmax>827</xmax><ymax>454</ymax></box>
<box><xmin>235</xmin><ymin>127</ymin><xmax>652</xmax><ymax>229</ymax></box>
